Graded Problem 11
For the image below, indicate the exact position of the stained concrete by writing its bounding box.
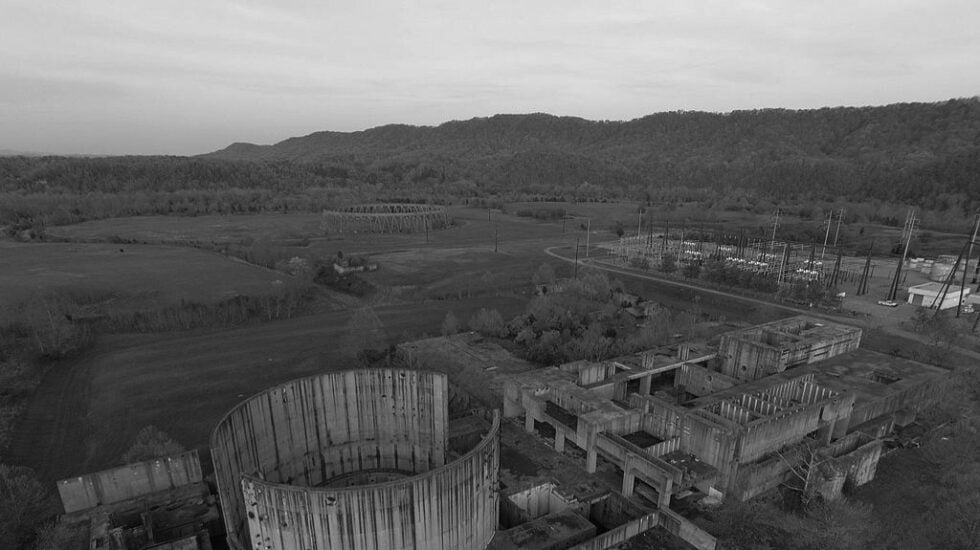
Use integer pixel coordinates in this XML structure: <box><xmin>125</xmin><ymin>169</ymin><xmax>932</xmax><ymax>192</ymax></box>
<box><xmin>57</xmin><ymin>450</ymin><xmax>202</xmax><ymax>514</ymax></box>
<box><xmin>211</xmin><ymin>368</ymin><xmax>499</xmax><ymax>550</ymax></box>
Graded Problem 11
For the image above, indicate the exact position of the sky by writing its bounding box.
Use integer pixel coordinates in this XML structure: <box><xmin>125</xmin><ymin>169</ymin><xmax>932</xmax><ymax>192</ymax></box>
<box><xmin>1</xmin><ymin>0</ymin><xmax>978</xmax><ymax>155</ymax></box>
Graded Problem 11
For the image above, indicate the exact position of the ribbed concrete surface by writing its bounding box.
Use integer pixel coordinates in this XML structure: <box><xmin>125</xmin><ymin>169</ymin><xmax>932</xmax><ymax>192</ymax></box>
<box><xmin>211</xmin><ymin>368</ymin><xmax>498</xmax><ymax>550</ymax></box>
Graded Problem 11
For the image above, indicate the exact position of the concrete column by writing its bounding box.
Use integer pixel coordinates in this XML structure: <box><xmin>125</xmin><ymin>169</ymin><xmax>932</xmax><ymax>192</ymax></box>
<box><xmin>639</xmin><ymin>375</ymin><xmax>652</xmax><ymax>396</ymax></box>
<box><xmin>821</xmin><ymin>421</ymin><xmax>835</xmax><ymax>444</ymax></box>
<box><xmin>525</xmin><ymin>412</ymin><xmax>535</xmax><ymax>434</ymax></box>
<box><xmin>555</xmin><ymin>430</ymin><xmax>565</xmax><ymax>453</ymax></box>
<box><xmin>678</xmin><ymin>343</ymin><xmax>691</xmax><ymax>360</ymax></box>
<box><xmin>658</xmin><ymin>478</ymin><xmax>673</xmax><ymax>509</ymax></box>
<box><xmin>585</xmin><ymin>426</ymin><xmax>599</xmax><ymax>473</ymax></box>
<box><xmin>622</xmin><ymin>470</ymin><xmax>636</xmax><ymax>497</ymax></box>
<box><xmin>614</xmin><ymin>382</ymin><xmax>628</xmax><ymax>401</ymax></box>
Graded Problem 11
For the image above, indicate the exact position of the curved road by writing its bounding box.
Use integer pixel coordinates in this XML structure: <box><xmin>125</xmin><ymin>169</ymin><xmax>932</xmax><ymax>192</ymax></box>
<box><xmin>545</xmin><ymin>244</ymin><xmax>980</xmax><ymax>364</ymax></box>
<box><xmin>544</xmin><ymin>245</ymin><xmax>813</xmax><ymax>316</ymax></box>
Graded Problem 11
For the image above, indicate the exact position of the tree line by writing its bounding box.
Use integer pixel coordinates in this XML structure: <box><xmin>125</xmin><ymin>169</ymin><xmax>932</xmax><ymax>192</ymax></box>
<box><xmin>3</xmin><ymin>98</ymin><xmax>980</xmax><ymax>233</ymax></box>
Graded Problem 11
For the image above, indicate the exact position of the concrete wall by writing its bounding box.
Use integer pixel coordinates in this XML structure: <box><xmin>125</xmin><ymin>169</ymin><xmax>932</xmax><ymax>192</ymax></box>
<box><xmin>659</xmin><ymin>509</ymin><xmax>717</xmax><ymax>550</ymax></box>
<box><xmin>675</xmin><ymin>364</ymin><xmax>738</xmax><ymax>397</ymax></box>
<box><xmin>718</xmin><ymin>334</ymin><xmax>783</xmax><ymax>380</ymax></box>
<box><xmin>504</xmin><ymin>482</ymin><xmax>576</xmax><ymax>525</ymax></box>
<box><xmin>568</xmin><ymin>512</ymin><xmax>660</xmax><ymax>550</ymax></box>
<box><xmin>679</xmin><ymin>412</ymin><xmax>739</xmax><ymax>473</ymax></box>
<box><xmin>632</xmin><ymin>396</ymin><xmax>683</xmax><ymax>440</ymax></box>
<box><xmin>57</xmin><ymin>450</ymin><xmax>202</xmax><ymax>514</ymax></box>
<box><xmin>738</xmin><ymin>404</ymin><xmax>826</xmax><ymax>462</ymax></box>
<box><xmin>848</xmin><ymin>376</ymin><xmax>947</xmax><ymax>429</ymax></box>
<box><xmin>212</xmin><ymin>369</ymin><xmax>497</xmax><ymax>550</ymax></box>
<box><xmin>732</xmin><ymin>453</ymin><xmax>795</xmax><ymax>501</ymax></box>
<box><xmin>145</xmin><ymin>535</ymin><xmax>201</xmax><ymax>550</ymax></box>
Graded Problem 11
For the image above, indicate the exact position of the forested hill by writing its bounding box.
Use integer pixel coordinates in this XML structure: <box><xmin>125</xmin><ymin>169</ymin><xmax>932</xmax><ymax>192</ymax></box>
<box><xmin>3</xmin><ymin>99</ymin><xmax>980</xmax><ymax>231</ymax></box>
<box><xmin>204</xmin><ymin>98</ymin><xmax>980</xmax><ymax>208</ymax></box>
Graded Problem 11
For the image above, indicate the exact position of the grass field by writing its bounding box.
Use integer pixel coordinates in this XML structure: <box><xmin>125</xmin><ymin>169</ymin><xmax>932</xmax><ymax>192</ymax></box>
<box><xmin>6</xmin><ymin>201</ymin><xmax>975</xmax><ymax>493</ymax></box>
<box><xmin>8</xmin><ymin>296</ymin><xmax>528</xmax><ymax>481</ymax></box>
<box><xmin>44</xmin><ymin>212</ymin><xmax>324</xmax><ymax>244</ymax></box>
<box><xmin>0</xmin><ymin>242</ymin><xmax>288</xmax><ymax>318</ymax></box>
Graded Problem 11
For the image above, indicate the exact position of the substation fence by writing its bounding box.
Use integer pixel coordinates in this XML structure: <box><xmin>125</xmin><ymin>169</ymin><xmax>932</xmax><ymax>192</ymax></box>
<box><xmin>610</xmin><ymin>235</ymin><xmax>873</xmax><ymax>289</ymax></box>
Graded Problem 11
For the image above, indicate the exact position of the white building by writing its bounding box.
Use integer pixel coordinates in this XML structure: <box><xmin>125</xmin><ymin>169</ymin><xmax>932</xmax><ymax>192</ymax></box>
<box><xmin>906</xmin><ymin>281</ymin><xmax>970</xmax><ymax>310</ymax></box>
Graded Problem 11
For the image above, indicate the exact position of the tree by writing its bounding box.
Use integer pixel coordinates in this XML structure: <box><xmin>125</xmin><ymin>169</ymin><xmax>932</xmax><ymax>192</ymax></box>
<box><xmin>121</xmin><ymin>425</ymin><xmax>185</xmax><ymax>464</ymax></box>
<box><xmin>440</xmin><ymin>312</ymin><xmax>459</xmax><ymax>336</ymax></box>
<box><xmin>909</xmin><ymin>308</ymin><xmax>967</xmax><ymax>364</ymax></box>
<box><xmin>468</xmin><ymin>308</ymin><xmax>505</xmax><ymax>337</ymax></box>
<box><xmin>659</xmin><ymin>253</ymin><xmax>677</xmax><ymax>274</ymax></box>
<box><xmin>701</xmin><ymin>495</ymin><xmax>876</xmax><ymax>550</ymax></box>
<box><xmin>564</xmin><ymin>322</ymin><xmax>613</xmax><ymax>362</ymax></box>
<box><xmin>33</xmin><ymin>521</ymin><xmax>85</xmax><ymax>550</ymax></box>
<box><xmin>790</xmin><ymin>499</ymin><xmax>877</xmax><ymax>550</ymax></box>
<box><xmin>682</xmin><ymin>261</ymin><xmax>701</xmax><ymax>279</ymax></box>
<box><xmin>0</xmin><ymin>465</ymin><xmax>57</xmax><ymax>548</ymax></box>
<box><xmin>17</xmin><ymin>292</ymin><xmax>92</xmax><ymax>359</ymax></box>
<box><xmin>700</xmin><ymin>497</ymin><xmax>791</xmax><ymax>550</ymax></box>
<box><xmin>532</xmin><ymin>263</ymin><xmax>556</xmax><ymax>286</ymax></box>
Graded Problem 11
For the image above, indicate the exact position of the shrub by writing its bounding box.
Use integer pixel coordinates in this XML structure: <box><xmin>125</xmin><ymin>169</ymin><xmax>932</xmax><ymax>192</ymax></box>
<box><xmin>468</xmin><ymin>308</ymin><xmax>505</xmax><ymax>337</ymax></box>
<box><xmin>121</xmin><ymin>426</ymin><xmax>185</xmax><ymax>464</ymax></box>
<box><xmin>441</xmin><ymin>312</ymin><xmax>460</xmax><ymax>336</ymax></box>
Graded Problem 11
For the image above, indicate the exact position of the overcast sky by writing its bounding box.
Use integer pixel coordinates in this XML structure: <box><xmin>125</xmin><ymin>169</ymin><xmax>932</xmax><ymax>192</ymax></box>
<box><xmin>1</xmin><ymin>0</ymin><xmax>978</xmax><ymax>155</ymax></box>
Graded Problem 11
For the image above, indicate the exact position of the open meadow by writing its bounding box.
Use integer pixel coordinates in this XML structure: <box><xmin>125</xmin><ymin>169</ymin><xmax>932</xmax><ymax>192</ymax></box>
<box><xmin>4</xmin><ymin>203</ymin><xmax>639</xmax><ymax>481</ymax></box>
<box><xmin>5</xmin><ymin>201</ymin><xmax>973</xmax><ymax>491</ymax></box>
<box><xmin>0</xmin><ymin>241</ymin><xmax>288</xmax><ymax>320</ymax></box>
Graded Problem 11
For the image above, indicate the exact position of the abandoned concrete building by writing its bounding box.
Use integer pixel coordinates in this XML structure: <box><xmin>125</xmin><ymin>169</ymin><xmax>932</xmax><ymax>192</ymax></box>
<box><xmin>51</xmin><ymin>315</ymin><xmax>950</xmax><ymax>550</ymax></box>
<box><xmin>53</xmin><ymin>450</ymin><xmax>220</xmax><ymax>549</ymax></box>
<box><xmin>401</xmin><ymin>315</ymin><xmax>949</xmax><ymax>549</ymax></box>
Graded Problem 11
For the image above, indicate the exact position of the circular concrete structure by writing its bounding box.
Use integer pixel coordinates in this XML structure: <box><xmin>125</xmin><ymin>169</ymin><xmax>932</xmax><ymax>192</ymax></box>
<box><xmin>211</xmin><ymin>368</ymin><xmax>499</xmax><ymax>550</ymax></box>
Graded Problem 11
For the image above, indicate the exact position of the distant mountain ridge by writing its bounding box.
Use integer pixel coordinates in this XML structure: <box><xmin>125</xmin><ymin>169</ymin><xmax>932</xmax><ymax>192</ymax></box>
<box><xmin>201</xmin><ymin>99</ymin><xmax>980</xmax><ymax>207</ymax></box>
<box><xmin>205</xmin><ymin>100</ymin><xmax>980</xmax><ymax>165</ymax></box>
<box><xmin>0</xmin><ymin>149</ymin><xmax>49</xmax><ymax>157</ymax></box>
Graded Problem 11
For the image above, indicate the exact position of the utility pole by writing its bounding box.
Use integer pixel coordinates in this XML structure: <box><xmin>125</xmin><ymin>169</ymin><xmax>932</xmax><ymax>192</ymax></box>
<box><xmin>821</xmin><ymin>210</ymin><xmax>833</xmax><ymax>260</ymax></box>
<box><xmin>637</xmin><ymin>209</ymin><xmax>643</xmax><ymax>237</ymax></box>
<box><xmin>585</xmin><ymin>218</ymin><xmax>591</xmax><ymax>257</ymax></box>
<box><xmin>494</xmin><ymin>226</ymin><xmax>498</xmax><ymax>253</ymax></box>
<box><xmin>832</xmin><ymin>208</ymin><xmax>845</xmax><ymax>247</ymax></box>
<box><xmin>574</xmin><ymin>237</ymin><xmax>580</xmax><ymax>279</ymax></box>
<box><xmin>829</xmin><ymin>247</ymin><xmax>842</xmax><ymax>289</ymax></box>
<box><xmin>777</xmin><ymin>242</ymin><xmax>789</xmax><ymax>285</ymax></box>
<box><xmin>771</xmin><ymin>208</ymin><xmax>780</xmax><ymax>243</ymax></box>
<box><xmin>956</xmin><ymin>214</ymin><xmax>980</xmax><ymax>316</ymax></box>
<box><xmin>857</xmin><ymin>241</ymin><xmax>874</xmax><ymax>296</ymax></box>
<box><xmin>934</xmin><ymin>241</ymin><xmax>967</xmax><ymax>312</ymax></box>
<box><xmin>888</xmin><ymin>209</ymin><xmax>916</xmax><ymax>301</ymax></box>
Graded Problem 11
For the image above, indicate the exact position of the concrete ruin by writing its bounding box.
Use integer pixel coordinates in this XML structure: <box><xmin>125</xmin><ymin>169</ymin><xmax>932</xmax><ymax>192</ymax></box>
<box><xmin>59</xmin><ymin>315</ymin><xmax>948</xmax><ymax>550</ymax></box>
<box><xmin>393</xmin><ymin>315</ymin><xmax>947</xmax><ymax>549</ymax></box>
<box><xmin>54</xmin><ymin>450</ymin><xmax>220</xmax><ymax>550</ymax></box>
<box><xmin>210</xmin><ymin>368</ymin><xmax>500</xmax><ymax>550</ymax></box>
<box><xmin>716</xmin><ymin>317</ymin><xmax>862</xmax><ymax>381</ymax></box>
<box><xmin>502</xmin><ymin>316</ymin><xmax>948</xmax><ymax>520</ymax></box>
